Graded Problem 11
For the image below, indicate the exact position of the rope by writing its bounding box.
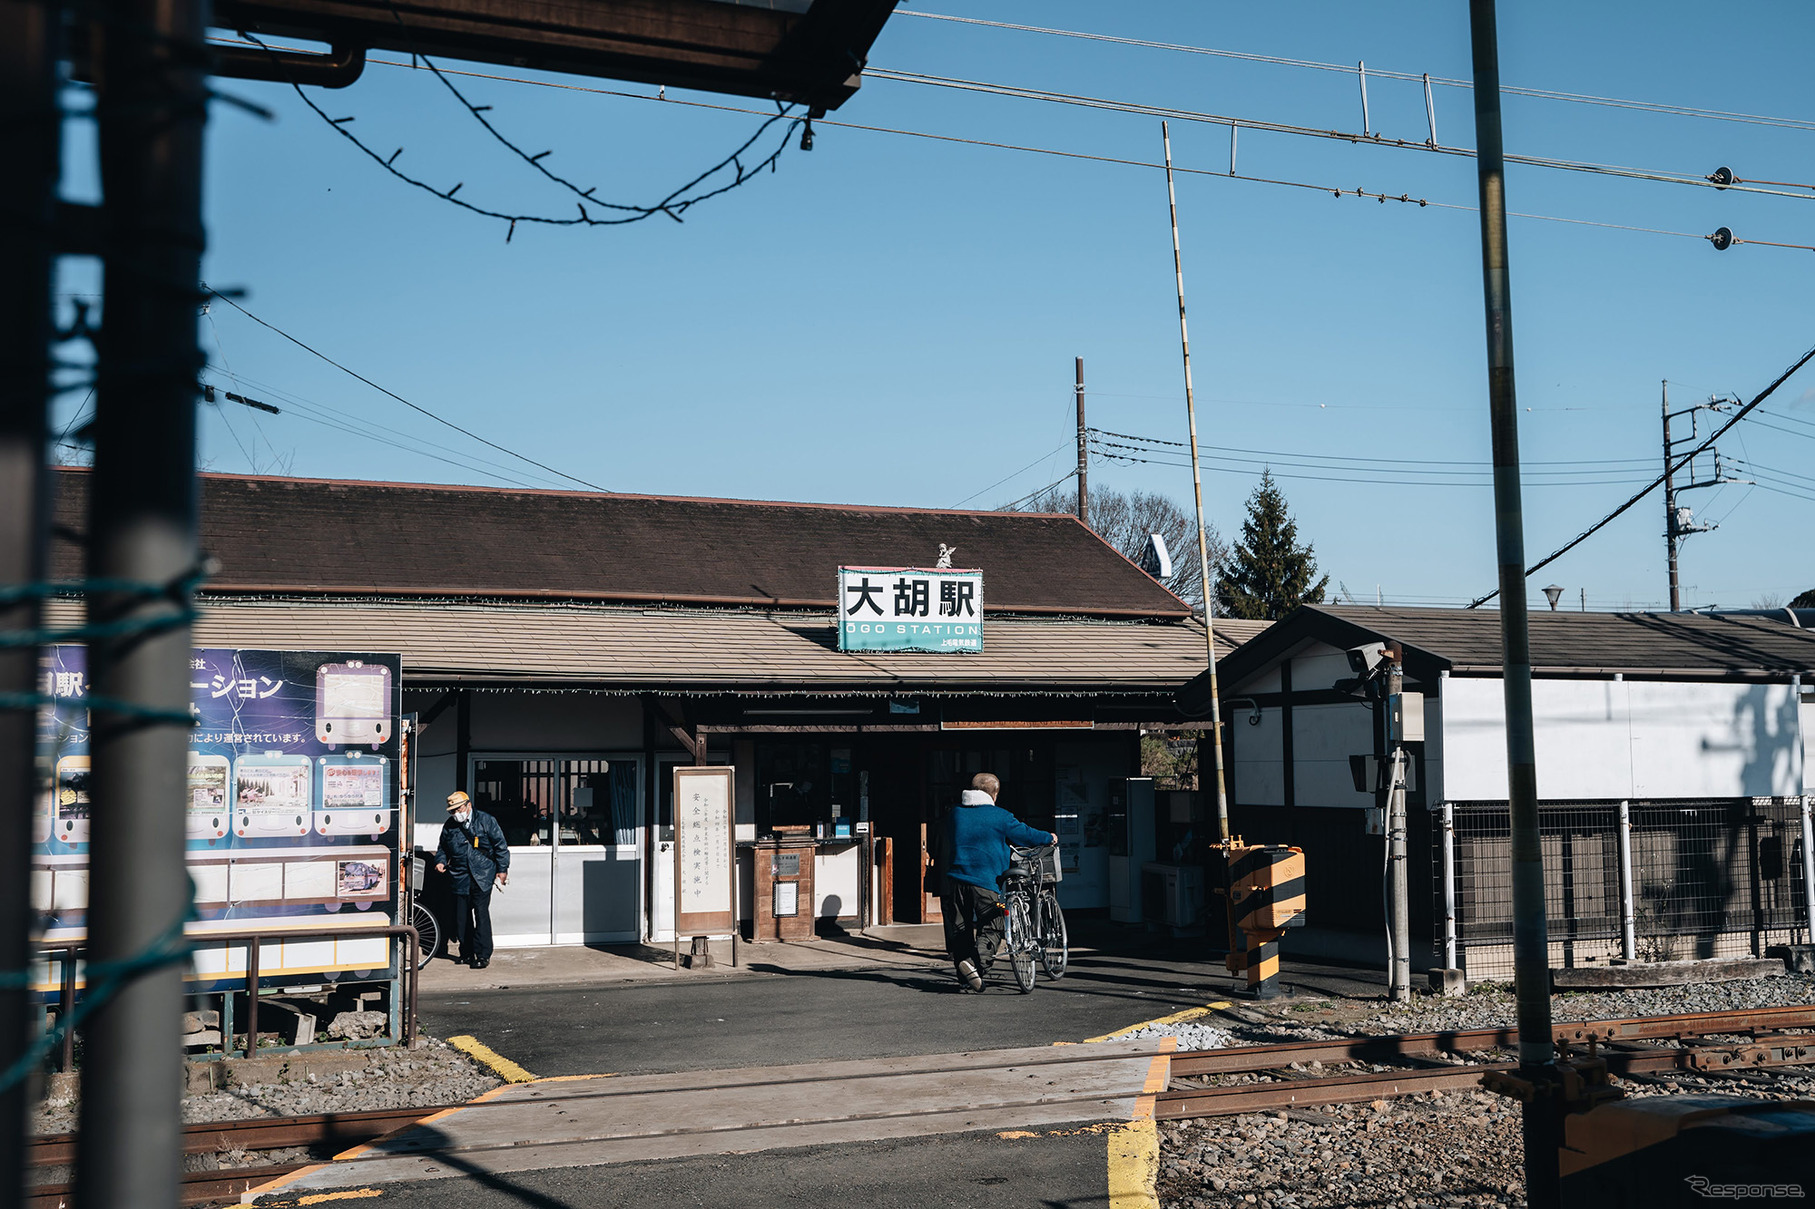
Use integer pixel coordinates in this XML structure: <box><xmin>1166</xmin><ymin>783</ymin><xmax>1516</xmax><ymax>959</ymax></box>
<box><xmin>0</xmin><ymin>893</ymin><xmax>196</xmax><ymax>1093</ymax></box>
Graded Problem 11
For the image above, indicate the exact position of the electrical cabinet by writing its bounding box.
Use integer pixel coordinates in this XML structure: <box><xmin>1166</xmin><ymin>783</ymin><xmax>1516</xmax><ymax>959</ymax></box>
<box><xmin>1106</xmin><ymin>777</ymin><xmax>1155</xmax><ymax>923</ymax></box>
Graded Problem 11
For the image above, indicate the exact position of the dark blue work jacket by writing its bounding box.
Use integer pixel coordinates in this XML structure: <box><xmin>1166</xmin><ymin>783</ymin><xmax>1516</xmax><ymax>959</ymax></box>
<box><xmin>438</xmin><ymin>810</ymin><xmax>510</xmax><ymax>895</ymax></box>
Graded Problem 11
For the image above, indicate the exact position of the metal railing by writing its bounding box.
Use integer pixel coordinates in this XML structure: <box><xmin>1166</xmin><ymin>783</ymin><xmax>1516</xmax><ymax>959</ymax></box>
<box><xmin>1435</xmin><ymin>797</ymin><xmax>1811</xmax><ymax>981</ymax></box>
<box><xmin>36</xmin><ymin>922</ymin><xmax>419</xmax><ymax>1067</ymax></box>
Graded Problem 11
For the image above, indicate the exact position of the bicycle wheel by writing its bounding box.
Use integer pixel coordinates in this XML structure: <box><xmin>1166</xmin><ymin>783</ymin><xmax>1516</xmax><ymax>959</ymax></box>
<box><xmin>411</xmin><ymin>902</ymin><xmax>442</xmax><ymax>970</ymax></box>
<box><xmin>1038</xmin><ymin>890</ymin><xmax>1068</xmax><ymax>980</ymax></box>
<box><xmin>1007</xmin><ymin>896</ymin><xmax>1036</xmax><ymax>993</ymax></box>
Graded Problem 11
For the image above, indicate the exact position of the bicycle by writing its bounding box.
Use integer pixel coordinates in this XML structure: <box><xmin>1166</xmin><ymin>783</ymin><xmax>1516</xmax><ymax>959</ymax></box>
<box><xmin>1002</xmin><ymin>842</ymin><xmax>1068</xmax><ymax>990</ymax></box>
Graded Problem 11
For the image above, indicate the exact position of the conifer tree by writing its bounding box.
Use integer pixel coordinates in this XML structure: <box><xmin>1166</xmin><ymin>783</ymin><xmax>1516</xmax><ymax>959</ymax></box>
<box><xmin>1218</xmin><ymin>470</ymin><xmax>1328</xmax><ymax>620</ymax></box>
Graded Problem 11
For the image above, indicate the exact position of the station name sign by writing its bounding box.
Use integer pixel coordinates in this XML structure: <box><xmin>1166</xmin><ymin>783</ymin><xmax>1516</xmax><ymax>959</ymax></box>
<box><xmin>837</xmin><ymin>566</ymin><xmax>983</xmax><ymax>654</ymax></box>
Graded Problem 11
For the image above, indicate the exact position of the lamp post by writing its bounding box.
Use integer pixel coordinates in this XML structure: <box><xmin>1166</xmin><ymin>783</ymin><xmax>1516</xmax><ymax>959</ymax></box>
<box><xmin>1542</xmin><ymin>585</ymin><xmax>1564</xmax><ymax>611</ymax></box>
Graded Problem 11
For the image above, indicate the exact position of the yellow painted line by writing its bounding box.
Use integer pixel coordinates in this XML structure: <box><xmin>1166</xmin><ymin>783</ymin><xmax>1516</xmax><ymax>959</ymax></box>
<box><xmin>243</xmin><ymin>1161</ymin><xmax>333</xmax><ymax>1202</ymax></box>
<box><xmin>529</xmin><ymin>1071</ymin><xmax>617</xmax><ymax>1084</ymax></box>
<box><xmin>1083</xmin><ymin>1001</ymin><xmax>1232</xmax><ymax>1044</ymax></box>
<box><xmin>241</xmin><ymin>1074</ymin><xmax>528</xmax><ymax>1201</ymax></box>
<box><xmin>1107</xmin><ymin>1038</ymin><xmax>1175</xmax><ymax>1209</ymax></box>
<box><xmin>447</xmin><ymin>1034</ymin><xmax>537</xmax><ymax>1083</ymax></box>
<box><xmin>298</xmin><ymin>1191</ymin><xmax>384</xmax><ymax>1206</ymax></box>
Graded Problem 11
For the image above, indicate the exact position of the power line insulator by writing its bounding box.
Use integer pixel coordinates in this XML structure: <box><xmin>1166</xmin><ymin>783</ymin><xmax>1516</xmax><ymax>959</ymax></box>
<box><xmin>1708</xmin><ymin>165</ymin><xmax>1735</xmax><ymax>188</ymax></box>
<box><xmin>1709</xmin><ymin>227</ymin><xmax>1736</xmax><ymax>251</ymax></box>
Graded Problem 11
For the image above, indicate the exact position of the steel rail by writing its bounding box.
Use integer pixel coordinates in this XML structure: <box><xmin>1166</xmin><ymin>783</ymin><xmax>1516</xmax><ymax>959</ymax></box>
<box><xmin>29</xmin><ymin>1161</ymin><xmax>311</xmax><ymax>1209</ymax></box>
<box><xmin>29</xmin><ymin>1103</ymin><xmax>446</xmax><ymax>1168</ymax></box>
<box><xmin>1159</xmin><ymin>1004</ymin><xmax>1815</xmax><ymax>1120</ymax></box>
<box><xmin>1169</xmin><ymin>1004</ymin><xmax>1815</xmax><ymax>1076</ymax></box>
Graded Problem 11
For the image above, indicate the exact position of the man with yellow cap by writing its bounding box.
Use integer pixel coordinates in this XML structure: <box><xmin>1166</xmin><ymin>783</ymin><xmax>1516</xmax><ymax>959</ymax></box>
<box><xmin>436</xmin><ymin>790</ymin><xmax>510</xmax><ymax>969</ymax></box>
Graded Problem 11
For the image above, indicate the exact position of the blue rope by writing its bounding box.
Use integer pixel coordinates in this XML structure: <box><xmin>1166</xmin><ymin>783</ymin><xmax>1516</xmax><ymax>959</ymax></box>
<box><xmin>0</xmin><ymin>565</ymin><xmax>209</xmax><ymax>650</ymax></box>
<box><xmin>0</xmin><ymin>566</ymin><xmax>207</xmax><ymax>723</ymax></box>
<box><xmin>0</xmin><ymin>898</ymin><xmax>197</xmax><ymax>1093</ymax></box>
<box><xmin>0</xmin><ymin>690</ymin><xmax>195</xmax><ymax>726</ymax></box>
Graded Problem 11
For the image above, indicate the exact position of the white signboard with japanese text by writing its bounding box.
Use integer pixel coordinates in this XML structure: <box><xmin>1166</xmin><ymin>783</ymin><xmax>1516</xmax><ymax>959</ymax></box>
<box><xmin>672</xmin><ymin>766</ymin><xmax>735</xmax><ymax>935</ymax></box>
<box><xmin>837</xmin><ymin>566</ymin><xmax>984</xmax><ymax>653</ymax></box>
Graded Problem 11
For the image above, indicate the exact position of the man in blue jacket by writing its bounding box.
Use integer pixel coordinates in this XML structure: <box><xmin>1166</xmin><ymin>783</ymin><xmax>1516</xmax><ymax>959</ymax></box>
<box><xmin>936</xmin><ymin>772</ymin><xmax>1056</xmax><ymax>992</ymax></box>
<box><xmin>436</xmin><ymin>790</ymin><xmax>510</xmax><ymax>969</ymax></box>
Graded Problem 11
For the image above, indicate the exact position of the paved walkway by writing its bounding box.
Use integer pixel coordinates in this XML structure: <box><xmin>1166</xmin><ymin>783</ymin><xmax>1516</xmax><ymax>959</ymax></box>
<box><xmin>247</xmin><ymin>1038</ymin><xmax>1173</xmax><ymax>1199</ymax></box>
<box><xmin>419</xmin><ymin>924</ymin><xmax>953</xmax><ymax>993</ymax></box>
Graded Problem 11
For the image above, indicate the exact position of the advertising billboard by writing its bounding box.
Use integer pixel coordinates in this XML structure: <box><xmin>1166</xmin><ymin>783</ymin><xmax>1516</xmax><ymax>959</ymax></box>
<box><xmin>837</xmin><ymin>566</ymin><xmax>984</xmax><ymax>654</ymax></box>
<box><xmin>34</xmin><ymin>646</ymin><xmax>404</xmax><ymax>994</ymax></box>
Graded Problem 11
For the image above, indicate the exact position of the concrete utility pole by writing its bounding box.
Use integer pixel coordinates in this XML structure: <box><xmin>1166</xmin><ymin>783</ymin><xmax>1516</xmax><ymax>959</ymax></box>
<box><xmin>76</xmin><ymin>0</ymin><xmax>208</xmax><ymax>1201</ymax></box>
<box><xmin>0</xmin><ymin>0</ymin><xmax>62</xmax><ymax>1200</ymax></box>
<box><xmin>1384</xmin><ymin>647</ymin><xmax>1410</xmax><ymax>1003</ymax></box>
<box><xmin>1161</xmin><ymin>120</ymin><xmax>1229</xmax><ymax>844</ymax></box>
<box><xmin>1661</xmin><ymin>381</ymin><xmax>1681</xmax><ymax>611</ymax></box>
<box><xmin>1467</xmin><ymin>5</ymin><xmax>1559</xmax><ymax>1206</ymax></box>
<box><xmin>1075</xmin><ymin>357</ymin><xmax>1089</xmax><ymax>529</ymax></box>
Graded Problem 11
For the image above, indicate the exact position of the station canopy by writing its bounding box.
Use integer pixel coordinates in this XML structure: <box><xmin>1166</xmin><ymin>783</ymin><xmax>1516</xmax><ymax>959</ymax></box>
<box><xmin>211</xmin><ymin>0</ymin><xmax>899</xmax><ymax>110</ymax></box>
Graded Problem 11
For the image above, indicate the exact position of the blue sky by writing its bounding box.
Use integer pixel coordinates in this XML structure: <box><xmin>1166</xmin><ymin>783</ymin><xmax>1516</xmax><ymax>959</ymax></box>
<box><xmin>55</xmin><ymin>2</ymin><xmax>1815</xmax><ymax>609</ymax></box>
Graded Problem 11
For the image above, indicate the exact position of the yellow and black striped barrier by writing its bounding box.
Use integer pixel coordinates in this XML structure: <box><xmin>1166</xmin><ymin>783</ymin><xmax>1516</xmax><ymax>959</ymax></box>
<box><xmin>1217</xmin><ymin>842</ymin><xmax>1305</xmax><ymax>1000</ymax></box>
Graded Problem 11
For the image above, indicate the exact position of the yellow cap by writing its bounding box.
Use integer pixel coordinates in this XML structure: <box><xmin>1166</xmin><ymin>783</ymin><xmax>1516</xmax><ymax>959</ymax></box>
<box><xmin>446</xmin><ymin>790</ymin><xmax>472</xmax><ymax>811</ymax></box>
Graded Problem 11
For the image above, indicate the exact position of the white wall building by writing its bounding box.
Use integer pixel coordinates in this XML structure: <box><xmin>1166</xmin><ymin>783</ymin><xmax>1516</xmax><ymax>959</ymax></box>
<box><xmin>1180</xmin><ymin>605</ymin><xmax>1815</xmax><ymax>977</ymax></box>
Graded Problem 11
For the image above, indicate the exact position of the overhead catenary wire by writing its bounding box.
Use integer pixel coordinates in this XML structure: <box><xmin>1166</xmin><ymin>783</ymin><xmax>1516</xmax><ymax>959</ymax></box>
<box><xmin>896</xmin><ymin>10</ymin><xmax>1815</xmax><ymax>135</ymax></box>
<box><xmin>209</xmin><ymin>37</ymin><xmax>1815</xmax><ymax>256</ymax></box>
<box><xmin>866</xmin><ymin>67</ymin><xmax>1815</xmax><ymax>204</ymax></box>
<box><xmin>203</xmin><ymin>288</ymin><xmax>611</xmax><ymax>492</ymax></box>
<box><xmin>1466</xmin><ymin>339</ymin><xmax>1815</xmax><ymax>608</ymax></box>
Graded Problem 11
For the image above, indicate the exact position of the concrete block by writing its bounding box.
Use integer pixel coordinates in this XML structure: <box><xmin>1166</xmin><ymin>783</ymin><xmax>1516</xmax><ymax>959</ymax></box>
<box><xmin>184</xmin><ymin>1061</ymin><xmax>226</xmax><ymax>1093</ymax></box>
<box><xmin>1551</xmin><ymin>957</ymin><xmax>1784</xmax><ymax>990</ymax></box>
<box><xmin>1767</xmin><ymin>944</ymin><xmax>1815</xmax><ymax>975</ymax></box>
<box><xmin>1427</xmin><ymin>968</ymin><xmax>1466</xmax><ymax>997</ymax></box>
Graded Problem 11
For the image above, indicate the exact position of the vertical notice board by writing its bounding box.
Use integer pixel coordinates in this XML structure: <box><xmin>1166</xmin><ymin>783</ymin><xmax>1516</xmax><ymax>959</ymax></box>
<box><xmin>673</xmin><ymin>766</ymin><xmax>735</xmax><ymax>936</ymax></box>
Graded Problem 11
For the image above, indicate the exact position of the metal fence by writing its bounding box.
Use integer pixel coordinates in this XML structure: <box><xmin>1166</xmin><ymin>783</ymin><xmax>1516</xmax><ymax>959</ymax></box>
<box><xmin>1434</xmin><ymin>798</ymin><xmax>1812</xmax><ymax>982</ymax></box>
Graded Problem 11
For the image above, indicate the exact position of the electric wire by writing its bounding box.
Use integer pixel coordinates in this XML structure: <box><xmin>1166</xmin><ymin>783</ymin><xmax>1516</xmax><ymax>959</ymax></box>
<box><xmin>866</xmin><ymin>67</ymin><xmax>1815</xmax><ymax>204</ymax></box>
<box><xmin>951</xmin><ymin>440</ymin><xmax>1073</xmax><ymax>508</ymax></box>
<box><xmin>1090</xmin><ymin>446</ymin><xmax>1656</xmax><ymax>490</ymax></box>
<box><xmin>203</xmin><ymin>288</ymin><xmax>610</xmax><ymax>491</ymax></box>
<box><xmin>1088</xmin><ymin>427</ymin><xmax>1657</xmax><ymax>469</ymax></box>
<box><xmin>999</xmin><ymin>470</ymin><xmax>1079</xmax><ymax>511</ymax></box>
<box><xmin>210</xmin><ymin>38</ymin><xmax>1815</xmax><ymax>255</ymax></box>
<box><xmin>897</xmin><ymin>10</ymin><xmax>1815</xmax><ymax>135</ymax></box>
<box><xmin>1466</xmin><ymin>339</ymin><xmax>1815</xmax><ymax>608</ymax></box>
<box><xmin>198</xmin><ymin>363</ymin><xmax>565</xmax><ymax>490</ymax></box>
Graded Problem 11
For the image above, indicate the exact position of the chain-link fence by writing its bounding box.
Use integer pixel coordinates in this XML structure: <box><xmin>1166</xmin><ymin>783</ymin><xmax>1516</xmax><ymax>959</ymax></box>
<box><xmin>1436</xmin><ymin>798</ymin><xmax>1811</xmax><ymax>982</ymax></box>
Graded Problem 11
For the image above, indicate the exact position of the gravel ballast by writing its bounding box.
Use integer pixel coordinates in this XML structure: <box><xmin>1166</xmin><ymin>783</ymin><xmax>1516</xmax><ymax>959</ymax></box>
<box><xmin>33</xmin><ymin>1036</ymin><xmax>501</xmax><ymax>1136</ymax></box>
<box><xmin>1150</xmin><ymin>973</ymin><xmax>1815</xmax><ymax>1208</ymax></box>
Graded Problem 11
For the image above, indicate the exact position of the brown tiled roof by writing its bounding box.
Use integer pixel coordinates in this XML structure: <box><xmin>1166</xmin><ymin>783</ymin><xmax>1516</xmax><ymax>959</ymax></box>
<box><xmin>42</xmin><ymin>598</ymin><xmax>1238</xmax><ymax>693</ymax></box>
<box><xmin>49</xmin><ymin>468</ymin><xmax>1190</xmax><ymax>618</ymax></box>
<box><xmin>1211</xmin><ymin>604</ymin><xmax>1815</xmax><ymax>688</ymax></box>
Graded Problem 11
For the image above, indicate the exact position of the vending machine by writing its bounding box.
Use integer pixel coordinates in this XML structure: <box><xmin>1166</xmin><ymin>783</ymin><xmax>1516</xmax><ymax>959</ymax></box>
<box><xmin>1106</xmin><ymin>777</ymin><xmax>1156</xmax><ymax>923</ymax></box>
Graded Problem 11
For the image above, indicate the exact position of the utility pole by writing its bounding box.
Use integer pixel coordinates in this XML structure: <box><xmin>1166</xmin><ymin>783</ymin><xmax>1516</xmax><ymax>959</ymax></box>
<box><xmin>1161</xmin><ymin>120</ymin><xmax>1229</xmax><ymax>845</ymax></box>
<box><xmin>1075</xmin><ymin>357</ymin><xmax>1089</xmax><ymax>529</ymax></box>
<box><xmin>1467</xmin><ymin>5</ymin><xmax>1559</xmax><ymax>1206</ymax></box>
<box><xmin>1661</xmin><ymin>381</ymin><xmax>1681</xmax><ymax>611</ymax></box>
<box><xmin>0</xmin><ymin>0</ymin><xmax>62</xmax><ymax>1201</ymax></box>
<box><xmin>1383</xmin><ymin>646</ymin><xmax>1410</xmax><ymax>1003</ymax></box>
<box><xmin>1661</xmin><ymin>382</ymin><xmax>1740</xmax><ymax>611</ymax></box>
<box><xmin>76</xmin><ymin>0</ymin><xmax>208</xmax><ymax>1201</ymax></box>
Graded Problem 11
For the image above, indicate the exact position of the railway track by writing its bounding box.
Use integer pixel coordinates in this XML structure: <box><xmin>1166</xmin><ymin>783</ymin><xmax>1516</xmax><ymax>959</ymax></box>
<box><xmin>28</xmin><ymin>1105</ymin><xmax>450</xmax><ymax>1208</ymax></box>
<box><xmin>1156</xmin><ymin>1003</ymin><xmax>1815</xmax><ymax>1121</ymax></box>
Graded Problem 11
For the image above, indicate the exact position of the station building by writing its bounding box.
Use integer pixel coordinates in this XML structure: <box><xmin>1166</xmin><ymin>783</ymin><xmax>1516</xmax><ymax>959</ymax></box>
<box><xmin>1181</xmin><ymin>604</ymin><xmax>1815</xmax><ymax>979</ymax></box>
<box><xmin>52</xmin><ymin>468</ymin><xmax>1261</xmax><ymax>949</ymax></box>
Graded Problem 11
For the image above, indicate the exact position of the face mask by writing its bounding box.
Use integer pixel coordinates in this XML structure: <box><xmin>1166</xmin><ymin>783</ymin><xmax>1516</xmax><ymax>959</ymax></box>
<box><xmin>453</xmin><ymin>809</ymin><xmax>471</xmax><ymax>825</ymax></box>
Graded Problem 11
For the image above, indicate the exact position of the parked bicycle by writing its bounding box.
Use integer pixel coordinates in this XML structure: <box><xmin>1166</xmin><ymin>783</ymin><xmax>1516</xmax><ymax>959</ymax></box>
<box><xmin>999</xmin><ymin>841</ymin><xmax>1067</xmax><ymax>991</ymax></box>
